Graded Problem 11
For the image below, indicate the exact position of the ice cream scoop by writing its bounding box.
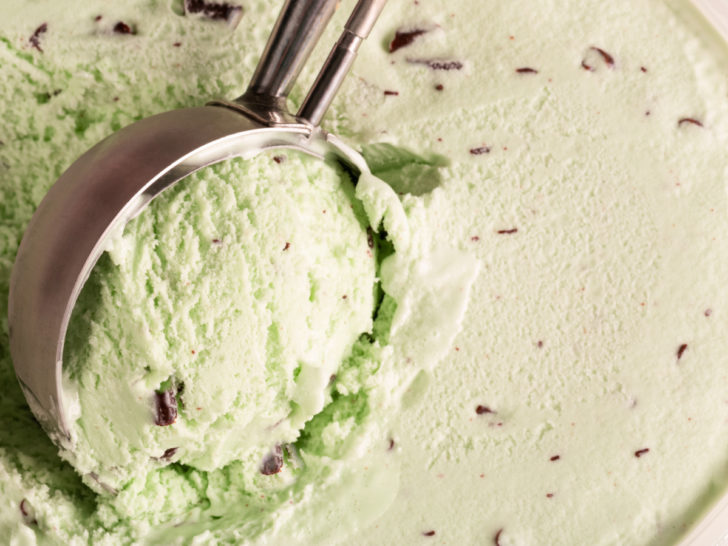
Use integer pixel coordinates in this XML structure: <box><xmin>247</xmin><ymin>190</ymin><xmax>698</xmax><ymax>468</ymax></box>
<box><xmin>8</xmin><ymin>0</ymin><xmax>387</xmax><ymax>452</ymax></box>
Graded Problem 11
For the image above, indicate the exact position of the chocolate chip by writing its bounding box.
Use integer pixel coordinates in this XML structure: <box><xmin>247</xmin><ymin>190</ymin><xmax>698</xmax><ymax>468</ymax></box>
<box><xmin>212</xmin><ymin>238</ymin><xmax>222</xmax><ymax>245</ymax></box>
<box><xmin>160</xmin><ymin>447</ymin><xmax>178</xmax><ymax>460</ymax></box>
<box><xmin>89</xmin><ymin>472</ymin><xmax>119</xmax><ymax>495</ymax></box>
<box><xmin>113</xmin><ymin>22</ymin><xmax>135</xmax><ymax>35</ymax></box>
<box><xmin>184</xmin><ymin>0</ymin><xmax>243</xmax><ymax>27</ymax></box>
<box><xmin>154</xmin><ymin>390</ymin><xmax>178</xmax><ymax>426</ymax></box>
<box><xmin>494</xmin><ymin>528</ymin><xmax>504</xmax><ymax>546</ymax></box>
<box><xmin>173</xmin><ymin>41</ymin><xmax>182</xmax><ymax>47</ymax></box>
<box><xmin>497</xmin><ymin>228</ymin><xmax>518</xmax><ymax>235</ymax></box>
<box><xmin>635</xmin><ymin>448</ymin><xmax>649</xmax><ymax>458</ymax></box>
<box><xmin>389</xmin><ymin>28</ymin><xmax>428</xmax><ymax>53</ymax></box>
<box><xmin>640</xmin><ymin>66</ymin><xmax>648</xmax><ymax>73</ymax></box>
<box><xmin>550</xmin><ymin>455</ymin><xmax>560</xmax><ymax>461</ymax></box>
<box><xmin>476</xmin><ymin>405</ymin><xmax>495</xmax><ymax>415</ymax></box>
<box><xmin>388</xmin><ymin>438</ymin><xmax>395</xmax><ymax>451</ymax></box>
<box><xmin>29</xmin><ymin>23</ymin><xmax>48</xmax><ymax>52</ymax></box>
<box><xmin>677</xmin><ymin>343</ymin><xmax>688</xmax><ymax>360</ymax></box>
<box><xmin>272</xmin><ymin>155</ymin><xmax>286</xmax><ymax>164</ymax></box>
<box><xmin>581</xmin><ymin>46</ymin><xmax>615</xmax><ymax>72</ymax></box>
<box><xmin>678</xmin><ymin>118</ymin><xmax>703</xmax><ymax>128</ymax></box>
<box><xmin>423</xmin><ymin>530</ymin><xmax>436</xmax><ymax>537</ymax></box>
<box><xmin>537</xmin><ymin>340</ymin><xmax>544</xmax><ymax>348</ymax></box>
<box><xmin>260</xmin><ymin>445</ymin><xmax>284</xmax><ymax>475</ymax></box>
<box><xmin>516</xmin><ymin>67</ymin><xmax>538</xmax><ymax>74</ymax></box>
<box><xmin>435</xmin><ymin>84</ymin><xmax>444</xmax><ymax>91</ymax></box>
<box><xmin>19</xmin><ymin>499</ymin><xmax>37</xmax><ymax>526</ymax></box>
<box><xmin>546</xmin><ymin>493</ymin><xmax>554</xmax><ymax>498</ymax></box>
<box><xmin>384</xmin><ymin>90</ymin><xmax>399</xmax><ymax>96</ymax></box>
<box><xmin>283</xmin><ymin>242</ymin><xmax>291</xmax><ymax>251</ymax></box>
<box><xmin>470</xmin><ymin>146</ymin><xmax>490</xmax><ymax>155</ymax></box>
<box><xmin>367</xmin><ymin>228</ymin><xmax>375</xmax><ymax>249</ymax></box>
<box><xmin>407</xmin><ymin>58</ymin><xmax>464</xmax><ymax>71</ymax></box>
<box><xmin>593</xmin><ymin>48</ymin><xmax>615</xmax><ymax>66</ymax></box>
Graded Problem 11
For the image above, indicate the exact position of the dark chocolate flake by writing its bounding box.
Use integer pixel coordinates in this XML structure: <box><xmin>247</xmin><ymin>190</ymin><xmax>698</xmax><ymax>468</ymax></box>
<box><xmin>640</xmin><ymin>66</ymin><xmax>648</xmax><ymax>73</ymax></box>
<box><xmin>591</xmin><ymin>47</ymin><xmax>615</xmax><ymax>67</ymax></box>
<box><xmin>435</xmin><ymin>84</ymin><xmax>444</xmax><ymax>91</ymax></box>
<box><xmin>389</xmin><ymin>28</ymin><xmax>428</xmax><ymax>53</ymax></box>
<box><xmin>678</xmin><ymin>118</ymin><xmax>703</xmax><ymax>128</ymax></box>
<box><xmin>367</xmin><ymin>228</ymin><xmax>375</xmax><ymax>249</ymax></box>
<box><xmin>89</xmin><ymin>472</ymin><xmax>119</xmax><ymax>495</ymax></box>
<box><xmin>388</xmin><ymin>438</ymin><xmax>395</xmax><ymax>451</ymax></box>
<box><xmin>677</xmin><ymin>343</ymin><xmax>688</xmax><ymax>360</ymax></box>
<box><xmin>384</xmin><ymin>90</ymin><xmax>399</xmax><ymax>96</ymax></box>
<box><xmin>94</xmin><ymin>15</ymin><xmax>103</xmax><ymax>22</ymax></box>
<box><xmin>423</xmin><ymin>530</ymin><xmax>436</xmax><ymax>537</ymax></box>
<box><xmin>113</xmin><ymin>21</ymin><xmax>136</xmax><ymax>35</ymax></box>
<box><xmin>20</xmin><ymin>499</ymin><xmax>37</xmax><ymax>526</ymax></box>
<box><xmin>407</xmin><ymin>58</ymin><xmax>464</xmax><ymax>71</ymax></box>
<box><xmin>272</xmin><ymin>155</ymin><xmax>286</xmax><ymax>164</ymax></box>
<box><xmin>476</xmin><ymin>405</ymin><xmax>495</xmax><ymax>415</ymax></box>
<box><xmin>494</xmin><ymin>528</ymin><xmax>504</xmax><ymax>546</ymax></box>
<box><xmin>154</xmin><ymin>390</ymin><xmax>178</xmax><ymax>426</ymax></box>
<box><xmin>283</xmin><ymin>242</ymin><xmax>291</xmax><ymax>251</ymax></box>
<box><xmin>260</xmin><ymin>445</ymin><xmax>284</xmax><ymax>475</ymax></box>
<box><xmin>470</xmin><ymin>146</ymin><xmax>490</xmax><ymax>155</ymax></box>
<box><xmin>497</xmin><ymin>228</ymin><xmax>518</xmax><ymax>235</ymax></box>
<box><xmin>635</xmin><ymin>448</ymin><xmax>650</xmax><ymax>458</ymax></box>
<box><xmin>29</xmin><ymin>23</ymin><xmax>48</xmax><ymax>52</ymax></box>
<box><xmin>550</xmin><ymin>455</ymin><xmax>560</xmax><ymax>461</ymax></box>
<box><xmin>184</xmin><ymin>0</ymin><xmax>243</xmax><ymax>27</ymax></box>
<box><xmin>159</xmin><ymin>447</ymin><xmax>178</xmax><ymax>461</ymax></box>
<box><xmin>516</xmin><ymin>67</ymin><xmax>538</xmax><ymax>74</ymax></box>
<box><xmin>581</xmin><ymin>47</ymin><xmax>615</xmax><ymax>71</ymax></box>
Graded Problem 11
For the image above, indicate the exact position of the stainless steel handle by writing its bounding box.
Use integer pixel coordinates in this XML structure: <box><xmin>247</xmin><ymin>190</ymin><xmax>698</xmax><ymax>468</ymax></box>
<box><xmin>237</xmin><ymin>0</ymin><xmax>338</xmax><ymax>108</ymax></box>
<box><xmin>298</xmin><ymin>0</ymin><xmax>388</xmax><ymax>125</ymax></box>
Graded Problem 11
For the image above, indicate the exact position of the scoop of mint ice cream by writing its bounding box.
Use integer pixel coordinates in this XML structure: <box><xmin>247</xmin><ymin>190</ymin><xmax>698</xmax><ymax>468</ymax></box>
<box><xmin>62</xmin><ymin>151</ymin><xmax>377</xmax><ymax>489</ymax></box>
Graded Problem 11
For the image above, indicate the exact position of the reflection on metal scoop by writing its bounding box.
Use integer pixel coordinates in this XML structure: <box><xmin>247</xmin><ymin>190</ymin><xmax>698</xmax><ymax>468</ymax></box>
<box><xmin>8</xmin><ymin>0</ymin><xmax>387</xmax><ymax>449</ymax></box>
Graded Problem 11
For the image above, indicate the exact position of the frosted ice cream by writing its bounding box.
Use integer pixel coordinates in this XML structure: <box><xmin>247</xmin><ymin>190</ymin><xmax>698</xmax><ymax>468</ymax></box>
<box><xmin>3</xmin><ymin>0</ymin><xmax>728</xmax><ymax>544</ymax></box>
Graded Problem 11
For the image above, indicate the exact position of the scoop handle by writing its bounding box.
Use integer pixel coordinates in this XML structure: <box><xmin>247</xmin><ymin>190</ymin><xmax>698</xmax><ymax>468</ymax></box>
<box><xmin>298</xmin><ymin>0</ymin><xmax>388</xmax><ymax>125</ymax></box>
<box><xmin>239</xmin><ymin>0</ymin><xmax>338</xmax><ymax>106</ymax></box>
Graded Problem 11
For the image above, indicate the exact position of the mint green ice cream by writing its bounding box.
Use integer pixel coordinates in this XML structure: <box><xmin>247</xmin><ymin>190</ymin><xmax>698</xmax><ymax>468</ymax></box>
<box><xmin>62</xmin><ymin>152</ymin><xmax>378</xmax><ymax>490</ymax></box>
<box><xmin>3</xmin><ymin>0</ymin><xmax>728</xmax><ymax>544</ymax></box>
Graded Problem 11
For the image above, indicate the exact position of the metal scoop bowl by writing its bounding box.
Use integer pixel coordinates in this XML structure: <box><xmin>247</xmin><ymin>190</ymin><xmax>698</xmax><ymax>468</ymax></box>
<box><xmin>8</xmin><ymin>0</ymin><xmax>386</xmax><ymax>450</ymax></box>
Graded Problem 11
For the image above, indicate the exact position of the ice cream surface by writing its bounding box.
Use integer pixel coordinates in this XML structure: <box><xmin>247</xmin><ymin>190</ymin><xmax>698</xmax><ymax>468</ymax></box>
<box><xmin>2</xmin><ymin>0</ymin><xmax>728</xmax><ymax>544</ymax></box>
